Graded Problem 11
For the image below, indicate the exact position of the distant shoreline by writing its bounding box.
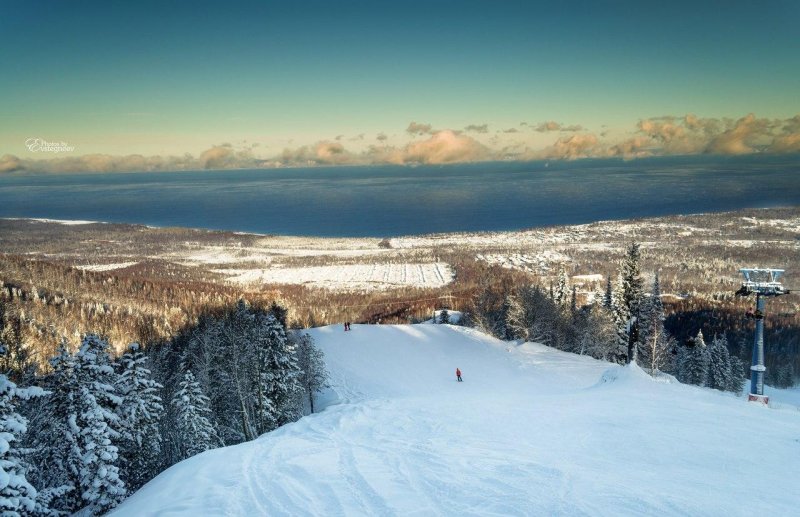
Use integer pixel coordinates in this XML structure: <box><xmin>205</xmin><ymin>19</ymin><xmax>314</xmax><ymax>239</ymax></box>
<box><xmin>3</xmin><ymin>205</ymin><xmax>798</xmax><ymax>241</ymax></box>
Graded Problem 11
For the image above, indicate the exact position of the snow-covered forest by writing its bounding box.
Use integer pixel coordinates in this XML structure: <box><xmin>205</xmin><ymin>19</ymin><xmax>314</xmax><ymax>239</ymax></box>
<box><xmin>0</xmin><ymin>209</ymin><xmax>797</xmax><ymax>383</ymax></box>
<box><xmin>0</xmin><ymin>215</ymin><xmax>797</xmax><ymax>513</ymax></box>
<box><xmin>0</xmin><ymin>301</ymin><xmax>327</xmax><ymax>515</ymax></box>
<box><xmin>464</xmin><ymin>242</ymin><xmax>750</xmax><ymax>391</ymax></box>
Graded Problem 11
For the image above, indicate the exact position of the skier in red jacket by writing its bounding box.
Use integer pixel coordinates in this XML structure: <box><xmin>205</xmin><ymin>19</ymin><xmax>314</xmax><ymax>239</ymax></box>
<box><xmin>456</xmin><ymin>368</ymin><xmax>462</xmax><ymax>382</ymax></box>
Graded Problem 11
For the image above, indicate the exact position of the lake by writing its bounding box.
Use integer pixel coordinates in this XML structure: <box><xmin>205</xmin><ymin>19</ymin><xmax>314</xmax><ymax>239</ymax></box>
<box><xmin>0</xmin><ymin>155</ymin><xmax>798</xmax><ymax>237</ymax></box>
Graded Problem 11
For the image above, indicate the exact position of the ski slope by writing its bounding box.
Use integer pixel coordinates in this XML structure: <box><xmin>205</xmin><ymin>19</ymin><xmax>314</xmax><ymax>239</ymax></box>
<box><xmin>114</xmin><ymin>324</ymin><xmax>800</xmax><ymax>516</ymax></box>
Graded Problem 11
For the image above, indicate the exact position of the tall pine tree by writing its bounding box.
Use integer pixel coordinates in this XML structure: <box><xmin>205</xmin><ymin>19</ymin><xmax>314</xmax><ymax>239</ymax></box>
<box><xmin>72</xmin><ymin>334</ymin><xmax>126</xmax><ymax>513</ymax></box>
<box><xmin>678</xmin><ymin>330</ymin><xmax>710</xmax><ymax>386</ymax></box>
<box><xmin>116</xmin><ymin>343</ymin><xmax>164</xmax><ymax>491</ymax></box>
<box><xmin>0</xmin><ymin>344</ymin><xmax>45</xmax><ymax>516</ymax></box>
<box><xmin>707</xmin><ymin>335</ymin><xmax>733</xmax><ymax>391</ymax></box>
<box><xmin>24</xmin><ymin>342</ymin><xmax>81</xmax><ymax>514</ymax></box>
<box><xmin>172</xmin><ymin>369</ymin><xmax>219</xmax><ymax>460</ymax></box>
<box><xmin>258</xmin><ymin>315</ymin><xmax>302</xmax><ymax>431</ymax></box>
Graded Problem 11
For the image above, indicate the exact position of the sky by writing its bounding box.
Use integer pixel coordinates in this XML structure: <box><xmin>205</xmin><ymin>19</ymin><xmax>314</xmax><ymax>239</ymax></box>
<box><xmin>1</xmin><ymin>0</ymin><xmax>799</xmax><ymax>172</ymax></box>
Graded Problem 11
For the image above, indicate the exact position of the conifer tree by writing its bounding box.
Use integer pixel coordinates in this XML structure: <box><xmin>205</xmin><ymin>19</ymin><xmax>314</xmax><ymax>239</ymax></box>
<box><xmin>678</xmin><ymin>330</ymin><xmax>710</xmax><ymax>386</ymax></box>
<box><xmin>610</xmin><ymin>274</ymin><xmax>630</xmax><ymax>362</ymax></box>
<box><xmin>258</xmin><ymin>315</ymin><xmax>302</xmax><ymax>431</ymax></box>
<box><xmin>727</xmin><ymin>355</ymin><xmax>746</xmax><ymax>394</ymax></box>
<box><xmin>620</xmin><ymin>242</ymin><xmax>644</xmax><ymax>316</ymax></box>
<box><xmin>269</xmin><ymin>301</ymin><xmax>289</xmax><ymax>330</ymax></box>
<box><xmin>707</xmin><ymin>335</ymin><xmax>733</xmax><ymax>391</ymax></box>
<box><xmin>0</xmin><ymin>302</ymin><xmax>37</xmax><ymax>385</ymax></box>
<box><xmin>116</xmin><ymin>343</ymin><xmax>164</xmax><ymax>490</ymax></box>
<box><xmin>72</xmin><ymin>334</ymin><xmax>126</xmax><ymax>513</ymax></box>
<box><xmin>0</xmin><ymin>345</ymin><xmax>45</xmax><ymax>516</ymax></box>
<box><xmin>438</xmin><ymin>309</ymin><xmax>450</xmax><ymax>324</ymax></box>
<box><xmin>638</xmin><ymin>274</ymin><xmax>671</xmax><ymax>374</ymax></box>
<box><xmin>554</xmin><ymin>266</ymin><xmax>568</xmax><ymax>306</ymax></box>
<box><xmin>24</xmin><ymin>342</ymin><xmax>81</xmax><ymax>514</ymax></box>
<box><xmin>603</xmin><ymin>276</ymin><xmax>613</xmax><ymax>310</ymax></box>
<box><xmin>172</xmin><ymin>369</ymin><xmax>219</xmax><ymax>460</ymax></box>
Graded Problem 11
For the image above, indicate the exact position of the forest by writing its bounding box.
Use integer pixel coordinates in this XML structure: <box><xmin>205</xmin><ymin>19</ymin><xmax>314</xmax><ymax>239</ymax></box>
<box><xmin>0</xmin><ymin>228</ymin><xmax>797</xmax><ymax>513</ymax></box>
<box><xmin>0</xmin><ymin>209</ymin><xmax>796</xmax><ymax>385</ymax></box>
<box><xmin>0</xmin><ymin>300</ymin><xmax>327</xmax><ymax>515</ymax></box>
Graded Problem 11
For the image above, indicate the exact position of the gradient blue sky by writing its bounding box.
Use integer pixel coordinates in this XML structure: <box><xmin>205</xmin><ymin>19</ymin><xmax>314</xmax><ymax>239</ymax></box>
<box><xmin>1</xmin><ymin>0</ymin><xmax>799</xmax><ymax>163</ymax></box>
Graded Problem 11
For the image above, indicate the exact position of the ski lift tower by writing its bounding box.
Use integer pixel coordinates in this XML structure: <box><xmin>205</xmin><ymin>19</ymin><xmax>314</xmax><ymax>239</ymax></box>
<box><xmin>736</xmin><ymin>268</ymin><xmax>790</xmax><ymax>404</ymax></box>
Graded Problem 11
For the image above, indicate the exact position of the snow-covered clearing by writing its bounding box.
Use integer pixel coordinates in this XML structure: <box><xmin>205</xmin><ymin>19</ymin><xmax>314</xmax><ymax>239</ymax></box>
<box><xmin>76</xmin><ymin>262</ymin><xmax>138</xmax><ymax>272</ymax></box>
<box><xmin>218</xmin><ymin>262</ymin><xmax>454</xmax><ymax>290</ymax></box>
<box><xmin>477</xmin><ymin>251</ymin><xmax>571</xmax><ymax>273</ymax></box>
<box><xmin>116</xmin><ymin>324</ymin><xmax>800</xmax><ymax>516</ymax></box>
<box><xmin>571</xmin><ymin>273</ymin><xmax>604</xmax><ymax>284</ymax></box>
<box><xmin>3</xmin><ymin>217</ymin><xmax>99</xmax><ymax>225</ymax></box>
<box><xmin>172</xmin><ymin>243</ymin><xmax>390</xmax><ymax>266</ymax></box>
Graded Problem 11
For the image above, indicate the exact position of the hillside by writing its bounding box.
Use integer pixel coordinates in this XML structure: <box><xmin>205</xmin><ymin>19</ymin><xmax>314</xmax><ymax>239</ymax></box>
<box><xmin>113</xmin><ymin>324</ymin><xmax>800</xmax><ymax>516</ymax></box>
<box><xmin>1</xmin><ymin>207</ymin><xmax>799</xmax><ymax>366</ymax></box>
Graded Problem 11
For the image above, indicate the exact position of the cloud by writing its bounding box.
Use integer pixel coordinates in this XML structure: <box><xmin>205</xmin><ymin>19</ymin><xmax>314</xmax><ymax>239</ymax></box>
<box><xmin>0</xmin><ymin>154</ymin><xmax>23</xmax><ymax>173</ymax></box>
<box><xmin>535</xmin><ymin>121</ymin><xmax>562</xmax><ymax>132</ymax></box>
<box><xmin>368</xmin><ymin>130</ymin><xmax>490</xmax><ymax>165</ymax></box>
<box><xmin>538</xmin><ymin>133</ymin><xmax>599</xmax><ymax>160</ymax></box>
<box><xmin>8</xmin><ymin>113</ymin><xmax>800</xmax><ymax>173</ymax></box>
<box><xmin>607</xmin><ymin>136</ymin><xmax>654</xmax><ymax>159</ymax></box>
<box><xmin>770</xmin><ymin>133</ymin><xmax>800</xmax><ymax>153</ymax></box>
<box><xmin>406</xmin><ymin>121</ymin><xmax>434</xmax><ymax>135</ymax></box>
<box><xmin>704</xmin><ymin>113</ymin><xmax>768</xmax><ymax>155</ymax></box>
<box><xmin>629</xmin><ymin>113</ymin><xmax>799</xmax><ymax>157</ymax></box>
<box><xmin>533</xmin><ymin>121</ymin><xmax>584</xmax><ymax>133</ymax></box>
<box><xmin>279</xmin><ymin>141</ymin><xmax>356</xmax><ymax>166</ymax></box>
<box><xmin>464</xmin><ymin>123</ymin><xmax>489</xmax><ymax>134</ymax></box>
<box><xmin>402</xmin><ymin>130</ymin><xmax>489</xmax><ymax>164</ymax></box>
<box><xmin>199</xmin><ymin>145</ymin><xmax>235</xmax><ymax>169</ymax></box>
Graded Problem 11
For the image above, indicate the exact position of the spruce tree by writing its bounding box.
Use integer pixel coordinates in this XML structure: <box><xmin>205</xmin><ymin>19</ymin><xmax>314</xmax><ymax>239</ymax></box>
<box><xmin>438</xmin><ymin>309</ymin><xmax>450</xmax><ymax>324</ymax></box>
<box><xmin>172</xmin><ymin>369</ymin><xmax>219</xmax><ymax>460</ymax></box>
<box><xmin>0</xmin><ymin>345</ymin><xmax>45</xmax><ymax>516</ymax></box>
<box><xmin>554</xmin><ymin>266</ymin><xmax>568</xmax><ymax>306</ymax></box>
<box><xmin>620</xmin><ymin>242</ymin><xmax>644</xmax><ymax>316</ymax></box>
<box><xmin>116</xmin><ymin>343</ymin><xmax>164</xmax><ymax>491</ymax></box>
<box><xmin>72</xmin><ymin>334</ymin><xmax>126</xmax><ymax>513</ymax></box>
<box><xmin>258</xmin><ymin>315</ymin><xmax>302</xmax><ymax>431</ymax></box>
<box><xmin>603</xmin><ymin>276</ymin><xmax>613</xmax><ymax>310</ymax></box>
<box><xmin>610</xmin><ymin>274</ymin><xmax>630</xmax><ymax>362</ymax></box>
<box><xmin>24</xmin><ymin>342</ymin><xmax>81</xmax><ymax>513</ymax></box>
<box><xmin>269</xmin><ymin>301</ymin><xmax>289</xmax><ymax>330</ymax></box>
<box><xmin>678</xmin><ymin>330</ymin><xmax>710</xmax><ymax>386</ymax></box>
<box><xmin>707</xmin><ymin>335</ymin><xmax>733</xmax><ymax>391</ymax></box>
<box><xmin>727</xmin><ymin>356</ymin><xmax>746</xmax><ymax>394</ymax></box>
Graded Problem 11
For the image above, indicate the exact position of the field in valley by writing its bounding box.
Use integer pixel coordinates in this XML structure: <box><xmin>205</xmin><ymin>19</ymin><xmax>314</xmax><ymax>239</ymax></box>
<box><xmin>1</xmin><ymin>207</ymin><xmax>798</xmax><ymax>361</ymax></box>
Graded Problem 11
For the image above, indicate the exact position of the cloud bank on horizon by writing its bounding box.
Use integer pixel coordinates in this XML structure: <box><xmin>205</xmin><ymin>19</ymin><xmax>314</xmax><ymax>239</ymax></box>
<box><xmin>2</xmin><ymin>113</ymin><xmax>798</xmax><ymax>174</ymax></box>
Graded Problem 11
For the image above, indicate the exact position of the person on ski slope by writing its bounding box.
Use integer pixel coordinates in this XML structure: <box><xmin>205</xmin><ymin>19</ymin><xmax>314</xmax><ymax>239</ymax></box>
<box><xmin>456</xmin><ymin>368</ymin><xmax>463</xmax><ymax>382</ymax></box>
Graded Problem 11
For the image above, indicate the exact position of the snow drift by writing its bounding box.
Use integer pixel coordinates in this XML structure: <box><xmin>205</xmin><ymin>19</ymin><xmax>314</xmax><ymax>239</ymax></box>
<box><xmin>113</xmin><ymin>324</ymin><xmax>800</xmax><ymax>516</ymax></box>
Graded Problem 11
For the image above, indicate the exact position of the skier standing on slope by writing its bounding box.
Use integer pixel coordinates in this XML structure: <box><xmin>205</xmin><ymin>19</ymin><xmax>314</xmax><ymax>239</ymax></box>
<box><xmin>456</xmin><ymin>368</ymin><xmax>462</xmax><ymax>382</ymax></box>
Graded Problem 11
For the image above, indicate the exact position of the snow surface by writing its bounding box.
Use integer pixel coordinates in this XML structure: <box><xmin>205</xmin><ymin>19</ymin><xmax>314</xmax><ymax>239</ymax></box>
<box><xmin>76</xmin><ymin>262</ymin><xmax>138</xmax><ymax>272</ymax></box>
<box><xmin>113</xmin><ymin>324</ymin><xmax>800</xmax><ymax>516</ymax></box>
<box><xmin>3</xmin><ymin>217</ymin><xmax>99</xmax><ymax>225</ymax></box>
<box><xmin>217</xmin><ymin>262</ymin><xmax>454</xmax><ymax>291</ymax></box>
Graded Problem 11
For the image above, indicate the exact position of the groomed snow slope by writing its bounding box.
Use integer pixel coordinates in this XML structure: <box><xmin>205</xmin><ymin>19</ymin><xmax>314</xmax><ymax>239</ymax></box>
<box><xmin>114</xmin><ymin>324</ymin><xmax>800</xmax><ymax>516</ymax></box>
